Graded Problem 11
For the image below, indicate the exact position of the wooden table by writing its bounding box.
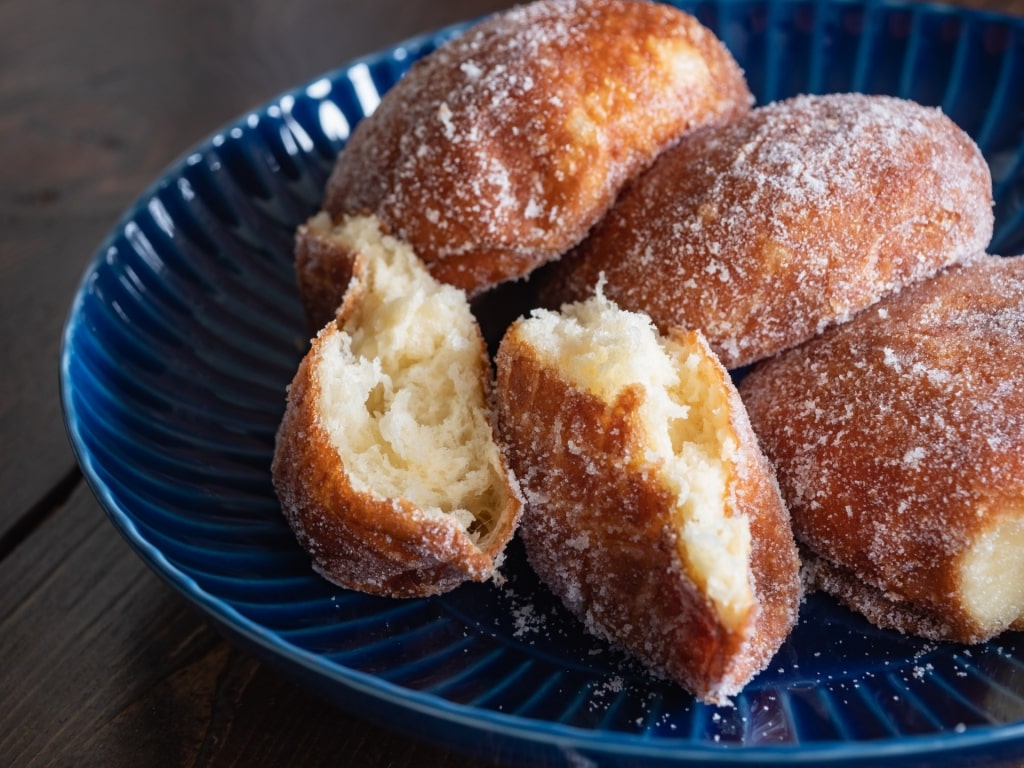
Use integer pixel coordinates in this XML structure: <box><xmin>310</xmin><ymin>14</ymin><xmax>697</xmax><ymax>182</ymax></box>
<box><xmin>2</xmin><ymin>0</ymin><xmax>1021</xmax><ymax>765</ymax></box>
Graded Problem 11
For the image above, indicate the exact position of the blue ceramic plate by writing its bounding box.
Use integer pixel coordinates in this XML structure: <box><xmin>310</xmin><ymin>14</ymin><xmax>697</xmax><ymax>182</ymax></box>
<box><xmin>61</xmin><ymin>1</ymin><xmax>1024</xmax><ymax>765</ymax></box>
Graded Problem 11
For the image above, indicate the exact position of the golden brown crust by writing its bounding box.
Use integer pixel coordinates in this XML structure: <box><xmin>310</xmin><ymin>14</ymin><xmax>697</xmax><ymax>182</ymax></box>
<box><xmin>800</xmin><ymin>549</ymin><xmax>967</xmax><ymax>642</ymax></box>
<box><xmin>293</xmin><ymin>217</ymin><xmax>362</xmax><ymax>337</ymax></box>
<box><xmin>299</xmin><ymin>0</ymin><xmax>753</xmax><ymax>328</ymax></box>
<box><xmin>495</xmin><ymin>323</ymin><xmax>801</xmax><ymax>704</ymax></box>
<box><xmin>537</xmin><ymin>93</ymin><xmax>994</xmax><ymax>368</ymax></box>
<box><xmin>740</xmin><ymin>255</ymin><xmax>1024</xmax><ymax>643</ymax></box>
<box><xmin>272</xmin><ymin>322</ymin><xmax>522</xmax><ymax>597</ymax></box>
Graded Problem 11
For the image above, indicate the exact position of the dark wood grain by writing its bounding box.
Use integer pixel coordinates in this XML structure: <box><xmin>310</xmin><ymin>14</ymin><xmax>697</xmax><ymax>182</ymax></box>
<box><xmin>3</xmin><ymin>1</ymin><xmax>1023</xmax><ymax>766</ymax></box>
<box><xmin>0</xmin><ymin>0</ymin><xmax>513</xmax><ymax>546</ymax></box>
<box><xmin>0</xmin><ymin>3</ymin><xmax>513</xmax><ymax>765</ymax></box>
<box><xmin>0</xmin><ymin>485</ymin><xmax>505</xmax><ymax>768</ymax></box>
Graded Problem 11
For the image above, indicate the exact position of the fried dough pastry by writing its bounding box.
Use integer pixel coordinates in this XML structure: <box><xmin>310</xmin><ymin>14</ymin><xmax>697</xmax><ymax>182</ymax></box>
<box><xmin>740</xmin><ymin>255</ymin><xmax>1024</xmax><ymax>643</ymax></box>
<box><xmin>272</xmin><ymin>215</ymin><xmax>522</xmax><ymax>597</ymax></box>
<box><xmin>538</xmin><ymin>93</ymin><xmax>994</xmax><ymax>368</ymax></box>
<box><xmin>297</xmin><ymin>0</ymin><xmax>753</xmax><ymax>330</ymax></box>
<box><xmin>495</xmin><ymin>291</ymin><xmax>801</xmax><ymax>704</ymax></box>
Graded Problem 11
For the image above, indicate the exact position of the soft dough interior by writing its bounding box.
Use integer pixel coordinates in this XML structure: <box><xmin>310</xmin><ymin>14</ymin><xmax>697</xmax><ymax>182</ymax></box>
<box><xmin>959</xmin><ymin>512</ymin><xmax>1024</xmax><ymax>632</ymax></box>
<box><xmin>516</xmin><ymin>290</ymin><xmax>753</xmax><ymax>630</ymax></box>
<box><xmin>311</xmin><ymin>213</ymin><xmax>509</xmax><ymax>541</ymax></box>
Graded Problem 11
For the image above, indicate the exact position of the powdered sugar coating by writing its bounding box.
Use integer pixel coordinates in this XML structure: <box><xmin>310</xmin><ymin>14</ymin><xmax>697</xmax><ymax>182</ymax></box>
<box><xmin>740</xmin><ymin>255</ymin><xmax>1024</xmax><ymax>643</ymax></box>
<box><xmin>539</xmin><ymin>93</ymin><xmax>994</xmax><ymax>368</ymax></box>
<box><xmin>495</xmin><ymin>296</ymin><xmax>801</xmax><ymax>704</ymax></box>
<box><xmin>320</xmin><ymin>0</ymin><xmax>752</xmax><ymax>299</ymax></box>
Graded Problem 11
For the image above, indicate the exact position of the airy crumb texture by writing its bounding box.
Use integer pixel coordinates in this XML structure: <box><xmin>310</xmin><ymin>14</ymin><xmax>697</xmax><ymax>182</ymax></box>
<box><xmin>741</xmin><ymin>255</ymin><xmax>1024</xmax><ymax>643</ymax></box>
<box><xmin>960</xmin><ymin>515</ymin><xmax>1024</xmax><ymax>630</ymax></box>
<box><xmin>496</xmin><ymin>290</ymin><xmax>801</xmax><ymax>704</ymax></box>
<box><xmin>272</xmin><ymin>215</ymin><xmax>522</xmax><ymax>597</ymax></box>
<box><xmin>323</xmin><ymin>215</ymin><xmax>507</xmax><ymax>530</ymax></box>
<box><xmin>538</xmin><ymin>93</ymin><xmax>994</xmax><ymax>368</ymax></box>
<box><xmin>297</xmin><ymin>0</ymin><xmax>752</xmax><ymax>326</ymax></box>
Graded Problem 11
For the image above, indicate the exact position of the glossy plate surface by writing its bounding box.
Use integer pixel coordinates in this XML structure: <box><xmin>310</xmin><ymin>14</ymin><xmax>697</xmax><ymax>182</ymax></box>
<box><xmin>61</xmin><ymin>1</ymin><xmax>1024</xmax><ymax>765</ymax></box>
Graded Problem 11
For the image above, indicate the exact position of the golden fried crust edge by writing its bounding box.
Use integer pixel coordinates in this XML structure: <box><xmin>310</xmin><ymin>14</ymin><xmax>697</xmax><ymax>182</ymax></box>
<box><xmin>703</xmin><ymin>351</ymin><xmax>804</xmax><ymax>696</ymax></box>
<box><xmin>294</xmin><ymin>218</ymin><xmax>369</xmax><ymax>338</ymax></box>
<box><xmin>802</xmin><ymin>549</ymin><xmax>984</xmax><ymax>643</ymax></box>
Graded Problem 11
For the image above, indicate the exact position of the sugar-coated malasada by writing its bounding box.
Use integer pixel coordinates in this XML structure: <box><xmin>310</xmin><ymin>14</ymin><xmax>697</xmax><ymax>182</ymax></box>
<box><xmin>740</xmin><ymin>255</ymin><xmax>1024</xmax><ymax>643</ymax></box>
<box><xmin>496</xmin><ymin>291</ymin><xmax>802</xmax><ymax>704</ymax></box>
<box><xmin>296</xmin><ymin>0</ymin><xmax>754</xmax><ymax>330</ymax></box>
<box><xmin>273</xmin><ymin>215</ymin><xmax>522</xmax><ymax>598</ymax></box>
<box><xmin>538</xmin><ymin>93</ymin><xmax>993</xmax><ymax>368</ymax></box>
